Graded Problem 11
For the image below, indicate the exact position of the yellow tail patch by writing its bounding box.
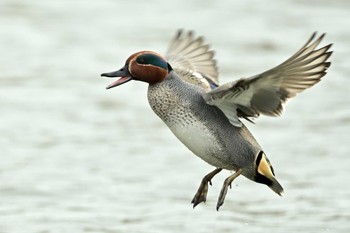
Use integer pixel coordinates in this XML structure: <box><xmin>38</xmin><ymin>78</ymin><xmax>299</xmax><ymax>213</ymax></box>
<box><xmin>257</xmin><ymin>153</ymin><xmax>274</xmax><ymax>180</ymax></box>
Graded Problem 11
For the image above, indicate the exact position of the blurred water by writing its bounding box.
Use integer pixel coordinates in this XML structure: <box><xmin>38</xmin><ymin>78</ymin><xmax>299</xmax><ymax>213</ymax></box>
<box><xmin>1</xmin><ymin>0</ymin><xmax>350</xmax><ymax>232</ymax></box>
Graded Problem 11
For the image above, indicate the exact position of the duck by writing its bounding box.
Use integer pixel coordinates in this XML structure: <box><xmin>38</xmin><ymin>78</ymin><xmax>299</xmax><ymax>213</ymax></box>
<box><xmin>101</xmin><ymin>30</ymin><xmax>332</xmax><ymax>210</ymax></box>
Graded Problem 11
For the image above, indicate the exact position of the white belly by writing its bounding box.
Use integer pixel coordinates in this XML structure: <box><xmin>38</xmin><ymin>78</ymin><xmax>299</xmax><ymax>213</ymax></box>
<box><xmin>168</xmin><ymin>121</ymin><xmax>228</xmax><ymax>168</ymax></box>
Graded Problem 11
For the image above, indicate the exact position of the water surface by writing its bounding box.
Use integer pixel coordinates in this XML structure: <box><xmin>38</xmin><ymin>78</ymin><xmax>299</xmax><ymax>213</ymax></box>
<box><xmin>1</xmin><ymin>0</ymin><xmax>349</xmax><ymax>232</ymax></box>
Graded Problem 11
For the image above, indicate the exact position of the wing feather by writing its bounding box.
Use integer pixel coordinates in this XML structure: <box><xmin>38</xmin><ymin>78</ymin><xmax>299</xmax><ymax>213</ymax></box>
<box><xmin>165</xmin><ymin>29</ymin><xmax>219</xmax><ymax>87</ymax></box>
<box><xmin>203</xmin><ymin>33</ymin><xmax>333</xmax><ymax>127</ymax></box>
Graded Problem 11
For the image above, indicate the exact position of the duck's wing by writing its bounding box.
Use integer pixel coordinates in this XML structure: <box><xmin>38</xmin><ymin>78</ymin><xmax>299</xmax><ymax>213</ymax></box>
<box><xmin>165</xmin><ymin>29</ymin><xmax>219</xmax><ymax>89</ymax></box>
<box><xmin>203</xmin><ymin>32</ymin><xmax>333</xmax><ymax>127</ymax></box>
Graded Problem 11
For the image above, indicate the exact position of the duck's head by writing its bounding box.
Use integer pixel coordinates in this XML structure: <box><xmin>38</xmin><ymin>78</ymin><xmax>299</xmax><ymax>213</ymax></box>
<box><xmin>101</xmin><ymin>51</ymin><xmax>172</xmax><ymax>89</ymax></box>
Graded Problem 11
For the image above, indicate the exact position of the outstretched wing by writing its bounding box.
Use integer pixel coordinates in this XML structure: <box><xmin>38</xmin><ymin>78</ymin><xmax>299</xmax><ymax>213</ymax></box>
<box><xmin>165</xmin><ymin>29</ymin><xmax>219</xmax><ymax>89</ymax></box>
<box><xmin>203</xmin><ymin>32</ymin><xmax>333</xmax><ymax>127</ymax></box>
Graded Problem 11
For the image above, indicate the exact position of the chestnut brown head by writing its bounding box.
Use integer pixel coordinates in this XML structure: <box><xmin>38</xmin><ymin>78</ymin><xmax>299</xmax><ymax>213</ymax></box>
<box><xmin>101</xmin><ymin>51</ymin><xmax>172</xmax><ymax>89</ymax></box>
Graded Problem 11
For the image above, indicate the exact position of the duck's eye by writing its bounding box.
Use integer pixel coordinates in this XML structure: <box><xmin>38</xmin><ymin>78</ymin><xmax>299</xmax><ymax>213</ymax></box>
<box><xmin>137</xmin><ymin>57</ymin><xmax>145</xmax><ymax>64</ymax></box>
<box><xmin>136</xmin><ymin>54</ymin><xmax>168</xmax><ymax>70</ymax></box>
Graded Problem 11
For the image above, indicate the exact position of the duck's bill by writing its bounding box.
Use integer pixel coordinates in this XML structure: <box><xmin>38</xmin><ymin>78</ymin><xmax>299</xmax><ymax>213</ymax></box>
<box><xmin>105</xmin><ymin>76</ymin><xmax>132</xmax><ymax>89</ymax></box>
<box><xmin>101</xmin><ymin>68</ymin><xmax>132</xmax><ymax>89</ymax></box>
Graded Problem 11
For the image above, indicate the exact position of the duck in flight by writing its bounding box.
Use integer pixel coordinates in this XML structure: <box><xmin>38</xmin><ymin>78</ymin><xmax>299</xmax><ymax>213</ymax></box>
<box><xmin>101</xmin><ymin>30</ymin><xmax>332</xmax><ymax>210</ymax></box>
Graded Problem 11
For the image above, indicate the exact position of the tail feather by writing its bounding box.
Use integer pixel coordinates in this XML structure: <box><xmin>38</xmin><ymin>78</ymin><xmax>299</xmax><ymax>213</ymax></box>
<box><xmin>255</xmin><ymin>151</ymin><xmax>284</xmax><ymax>195</ymax></box>
<box><xmin>269</xmin><ymin>176</ymin><xmax>284</xmax><ymax>196</ymax></box>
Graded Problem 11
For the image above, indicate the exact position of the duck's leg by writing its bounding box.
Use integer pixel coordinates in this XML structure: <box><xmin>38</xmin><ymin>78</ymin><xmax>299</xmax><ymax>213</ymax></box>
<box><xmin>191</xmin><ymin>168</ymin><xmax>222</xmax><ymax>208</ymax></box>
<box><xmin>216</xmin><ymin>169</ymin><xmax>242</xmax><ymax>211</ymax></box>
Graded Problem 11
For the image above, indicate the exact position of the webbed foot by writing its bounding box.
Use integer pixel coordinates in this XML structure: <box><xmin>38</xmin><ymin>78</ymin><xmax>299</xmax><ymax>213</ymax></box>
<box><xmin>191</xmin><ymin>168</ymin><xmax>222</xmax><ymax>208</ymax></box>
<box><xmin>216</xmin><ymin>169</ymin><xmax>242</xmax><ymax>211</ymax></box>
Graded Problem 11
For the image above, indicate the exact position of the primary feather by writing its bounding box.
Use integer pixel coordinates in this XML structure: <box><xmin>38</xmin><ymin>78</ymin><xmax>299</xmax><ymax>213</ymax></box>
<box><xmin>203</xmin><ymin>32</ymin><xmax>333</xmax><ymax>127</ymax></box>
<box><xmin>165</xmin><ymin>30</ymin><xmax>219</xmax><ymax>90</ymax></box>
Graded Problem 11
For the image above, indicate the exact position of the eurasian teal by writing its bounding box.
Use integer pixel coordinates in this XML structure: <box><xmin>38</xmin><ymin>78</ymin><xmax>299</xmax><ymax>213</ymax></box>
<box><xmin>101</xmin><ymin>30</ymin><xmax>332</xmax><ymax>210</ymax></box>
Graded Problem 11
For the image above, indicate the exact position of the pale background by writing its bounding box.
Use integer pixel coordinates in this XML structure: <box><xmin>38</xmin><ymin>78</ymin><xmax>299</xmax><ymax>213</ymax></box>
<box><xmin>1</xmin><ymin>0</ymin><xmax>349</xmax><ymax>232</ymax></box>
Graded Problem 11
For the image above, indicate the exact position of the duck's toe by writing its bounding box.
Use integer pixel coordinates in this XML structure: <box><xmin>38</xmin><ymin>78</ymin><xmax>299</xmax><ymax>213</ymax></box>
<box><xmin>191</xmin><ymin>182</ymin><xmax>209</xmax><ymax>208</ymax></box>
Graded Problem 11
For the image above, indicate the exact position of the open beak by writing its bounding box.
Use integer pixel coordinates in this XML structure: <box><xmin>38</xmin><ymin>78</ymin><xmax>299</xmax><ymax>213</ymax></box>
<box><xmin>101</xmin><ymin>66</ymin><xmax>132</xmax><ymax>89</ymax></box>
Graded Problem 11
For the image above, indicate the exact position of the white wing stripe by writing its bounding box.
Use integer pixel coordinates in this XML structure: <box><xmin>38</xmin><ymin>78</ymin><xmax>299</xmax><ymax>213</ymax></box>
<box><xmin>203</xmin><ymin>32</ymin><xmax>332</xmax><ymax>126</ymax></box>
